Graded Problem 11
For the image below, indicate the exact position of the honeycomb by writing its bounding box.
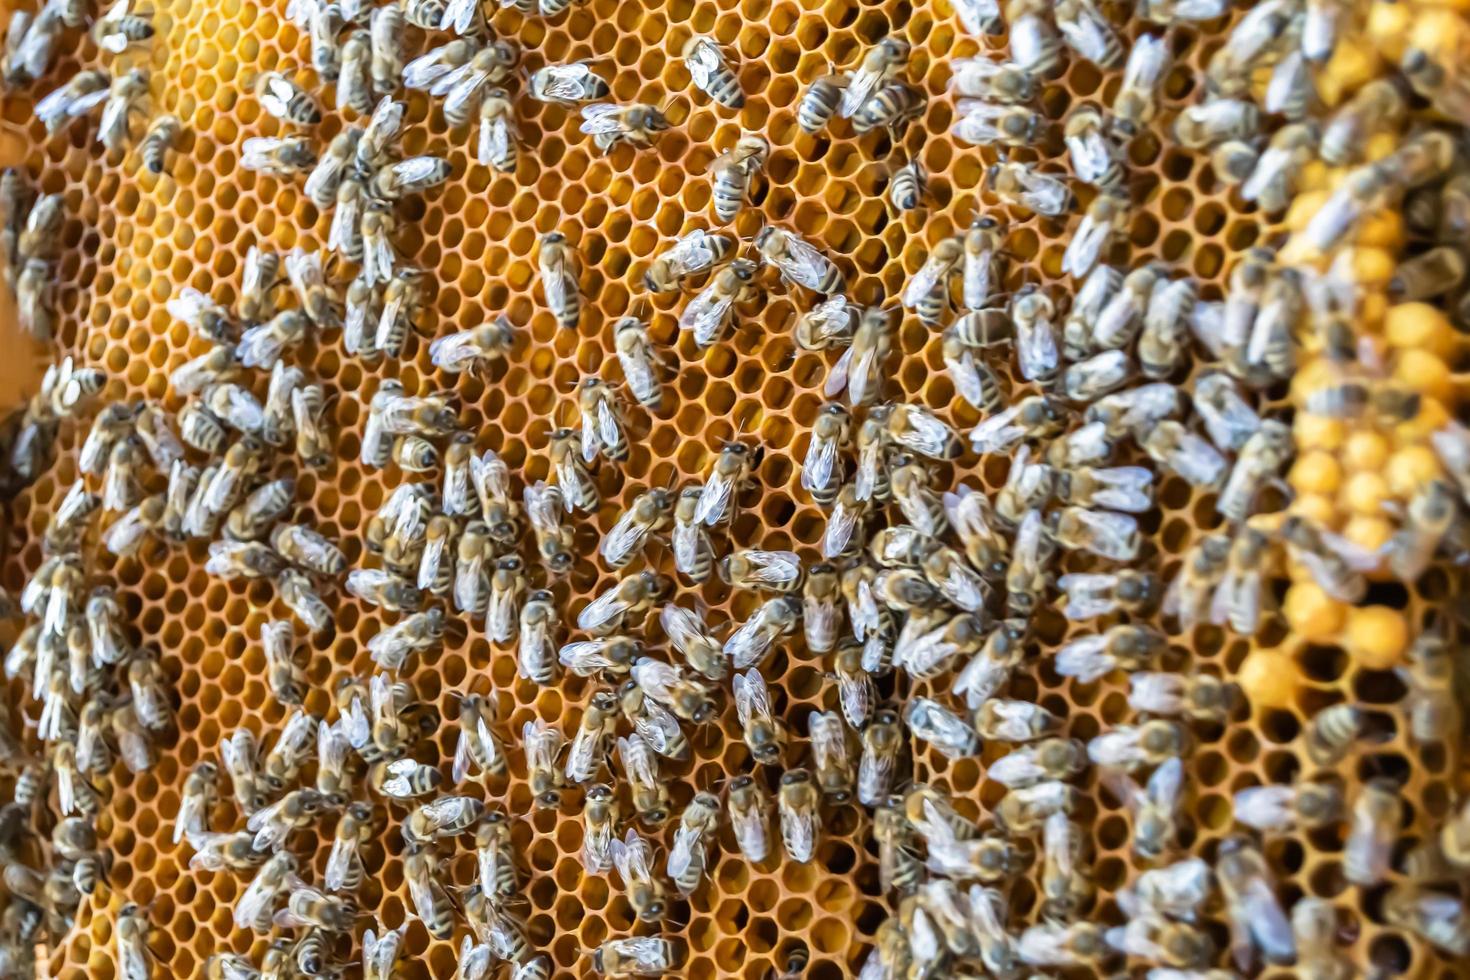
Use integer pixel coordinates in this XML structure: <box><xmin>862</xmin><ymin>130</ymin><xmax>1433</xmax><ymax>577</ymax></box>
<box><xmin>0</xmin><ymin>0</ymin><xmax>1467</xmax><ymax>972</ymax></box>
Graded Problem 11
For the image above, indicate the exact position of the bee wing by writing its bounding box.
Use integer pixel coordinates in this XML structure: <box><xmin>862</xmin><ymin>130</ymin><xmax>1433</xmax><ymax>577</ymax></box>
<box><xmin>1061</xmin><ymin>211</ymin><xmax>1112</xmax><ymax>278</ymax></box>
<box><xmin>780</xmin><ymin>796</ymin><xmax>817</xmax><ymax>862</ymax></box>
<box><xmin>822</xmin><ymin>345</ymin><xmax>853</xmax><ymax>400</ymax></box>
<box><xmin>405</xmin><ymin>48</ymin><xmax>456</xmax><ymax>89</ymax></box>
<box><xmin>902</xmin><ymin>257</ymin><xmax>946</xmax><ymax>309</ymax></box>
<box><xmin>680</xmin><ymin>285</ymin><xmax>738</xmax><ymax>346</ymax></box>
<box><xmin>428</xmin><ymin>58</ymin><xmax>476</xmax><ymax>97</ymax></box>
<box><xmin>823</xmin><ymin>495</ymin><xmax>863</xmax><ymax>560</ymax></box>
<box><xmin>664</xmin><ymin>228</ymin><xmax>717</xmax><ymax>274</ymax></box>
<box><xmin>1016</xmin><ymin>315</ymin><xmax>1059</xmax><ymax>382</ymax></box>
<box><xmin>666</xmin><ymin>823</ymin><xmax>701</xmax><ymax>882</ymax></box>
<box><xmin>988</xmin><ymin>746</ymin><xmax>1047</xmax><ymax>788</ymax></box>
<box><xmin>659</xmin><ymin>604</ymin><xmax>704</xmax><ymax>656</ymax></box>
<box><xmin>616</xmin><ymin>734</ymin><xmax>657</xmax><ymax>783</ymax></box>
<box><xmin>1232</xmin><ymin>785</ymin><xmax>1295</xmax><ymax>832</ymax></box>
<box><xmin>809</xmin><ymin>710</ymin><xmax>848</xmax><ymax>768</ymax></box>
<box><xmin>839</xmin><ymin>65</ymin><xmax>883</xmax><ymax>118</ymax></box>
<box><xmin>895</xmin><ymin>407</ymin><xmax>957</xmax><ymax>460</ymax></box>
<box><xmin>770</xmin><ymin>234</ymin><xmax>835</xmax><ymax>292</ymax></box>
<box><xmin>684</xmin><ymin>37</ymin><xmax>723</xmax><ymax>87</ymax></box>
<box><xmin>801</xmin><ymin>427</ymin><xmax>842</xmax><ymax>492</ymax></box>
<box><xmin>595</xmin><ymin>399</ymin><xmax>622</xmax><ymax>456</ymax></box>
<box><xmin>577</xmin><ymin>584</ymin><xmax>628</xmax><ymax>633</ymax></box>
<box><xmin>962</xmin><ymin>248</ymin><xmax>994</xmax><ymax>310</ymax></box>
<box><xmin>537</xmin><ymin>63</ymin><xmax>599</xmax><ymax>102</ymax></box>
<box><xmin>327</xmin><ymin>186</ymin><xmax>360</xmax><ymax>252</ymax></box>
<box><xmin>617</xmin><ymin>334</ymin><xmax>661</xmax><ymax>405</ymax></box>
<box><xmin>846</xmin><ymin>339</ymin><xmax>883</xmax><ymax>407</ymax></box>
<box><xmin>1234</xmin><ymin>873</ymin><xmax>1296</xmax><ymax>966</ymax></box>
<box><xmin>440</xmin><ymin>0</ymin><xmax>479</xmax><ymax>34</ymax></box>
<box><xmin>522</xmin><ymin>481</ymin><xmax>562</xmax><ymax>532</ymax></box>
<box><xmin>733</xmin><ymin>668</ymin><xmax>773</xmax><ymax>727</ymax></box>
<box><xmin>166</xmin><ymin>286</ymin><xmax>218</xmax><ymax>327</ymax></box>
<box><xmin>478</xmin><ymin>114</ymin><xmax>515</xmax><ymax>169</ymax></box>
<box><xmin>578</xmin><ymin>103</ymin><xmax>625</xmax><ymax>134</ymax></box>
<box><xmin>693</xmin><ymin>469</ymin><xmax>736</xmax><ymax>527</ymax></box>
<box><xmin>943</xmin><ymin>347</ymin><xmax>989</xmax><ymax>410</ymax></box>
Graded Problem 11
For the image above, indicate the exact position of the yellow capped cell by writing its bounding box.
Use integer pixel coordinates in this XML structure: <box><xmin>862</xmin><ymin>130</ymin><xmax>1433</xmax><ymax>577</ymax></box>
<box><xmin>1290</xmin><ymin>451</ymin><xmax>1342</xmax><ymax>494</ymax></box>
<box><xmin>1385</xmin><ymin>302</ymin><xmax>1455</xmax><ymax>358</ymax></box>
<box><xmin>1284</xmin><ymin>190</ymin><xmax>1330</xmax><ymax>233</ymax></box>
<box><xmin>1359</xmin><ymin>291</ymin><xmax>1389</xmax><ymax>332</ymax></box>
<box><xmin>1283</xmin><ymin>582</ymin><xmax>1347</xmax><ymax>642</ymax></box>
<box><xmin>1342</xmin><ymin>471</ymin><xmax>1391</xmax><ymax>515</ymax></box>
<box><xmin>1291</xmin><ymin>359</ymin><xmax>1337</xmax><ymax>402</ymax></box>
<box><xmin>1368</xmin><ymin>0</ymin><xmax>1411</xmax><ymax>60</ymax></box>
<box><xmin>1393</xmin><ymin>349</ymin><xmax>1453</xmax><ymax>402</ymax></box>
<box><xmin>1237</xmin><ymin>650</ymin><xmax>1300</xmax><ymax>708</ymax></box>
<box><xmin>1291</xmin><ymin>493</ymin><xmax>1339</xmax><ymax>527</ymax></box>
<box><xmin>1317</xmin><ymin>44</ymin><xmax>1381</xmax><ymax>106</ymax></box>
<box><xmin>1364</xmin><ymin>132</ymin><xmax>1399</xmax><ymax>162</ymax></box>
<box><xmin>1298</xmin><ymin>159</ymin><xmax>1330</xmax><ymax>193</ymax></box>
<box><xmin>1350</xmin><ymin>247</ymin><xmax>1397</xmax><ymax>286</ymax></box>
<box><xmin>1342</xmin><ymin>431</ymin><xmax>1389</xmax><ymax>471</ymax></box>
<box><xmin>1294</xmin><ymin>413</ymin><xmax>1345</xmax><ymax>451</ymax></box>
<box><xmin>1343</xmin><ymin>514</ymin><xmax>1395</xmax><ymax>557</ymax></box>
<box><xmin>1393</xmin><ymin>396</ymin><xmax>1450</xmax><ymax>446</ymax></box>
<box><xmin>1387</xmin><ymin>445</ymin><xmax>1443</xmax><ymax>496</ymax></box>
<box><xmin>1357</xmin><ymin>210</ymin><xmax>1403</xmax><ymax>249</ymax></box>
<box><xmin>1344</xmin><ymin>606</ymin><xmax>1409</xmax><ymax>669</ymax></box>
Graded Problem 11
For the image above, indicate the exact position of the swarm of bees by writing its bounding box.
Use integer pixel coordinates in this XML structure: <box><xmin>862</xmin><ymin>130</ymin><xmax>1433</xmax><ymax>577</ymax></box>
<box><xmin>3</xmin><ymin>0</ymin><xmax>1470</xmax><ymax>970</ymax></box>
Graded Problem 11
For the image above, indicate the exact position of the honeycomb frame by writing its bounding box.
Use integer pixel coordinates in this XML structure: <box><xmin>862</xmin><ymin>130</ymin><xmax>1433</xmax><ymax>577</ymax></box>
<box><xmin>0</xmin><ymin>0</ymin><xmax>1465</xmax><ymax>975</ymax></box>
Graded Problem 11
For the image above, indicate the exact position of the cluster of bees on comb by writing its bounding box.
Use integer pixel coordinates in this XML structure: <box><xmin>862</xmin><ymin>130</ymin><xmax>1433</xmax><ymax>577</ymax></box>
<box><xmin>0</xmin><ymin>0</ymin><xmax>1468</xmax><ymax>970</ymax></box>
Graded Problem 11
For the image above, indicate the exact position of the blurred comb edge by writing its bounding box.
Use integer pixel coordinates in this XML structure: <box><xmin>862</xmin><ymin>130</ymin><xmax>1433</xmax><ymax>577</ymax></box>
<box><xmin>0</xmin><ymin>273</ymin><xmax>48</xmax><ymax>414</ymax></box>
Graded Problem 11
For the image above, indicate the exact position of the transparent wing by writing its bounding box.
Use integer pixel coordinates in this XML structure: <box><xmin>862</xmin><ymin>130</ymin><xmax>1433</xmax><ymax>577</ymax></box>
<box><xmin>579</xmin><ymin>104</ymin><xmax>625</xmax><ymax>134</ymax></box>
<box><xmin>680</xmin><ymin>285</ymin><xmax>737</xmax><ymax>345</ymax></box>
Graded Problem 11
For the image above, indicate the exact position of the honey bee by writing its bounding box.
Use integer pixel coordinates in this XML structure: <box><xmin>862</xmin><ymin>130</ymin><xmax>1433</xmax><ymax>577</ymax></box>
<box><xmin>987</xmin><ymin>161</ymin><xmax>1073</xmax><ymax>216</ymax></box>
<box><xmin>452</xmin><ymin>693</ymin><xmax>508</xmax><ymax>782</ymax></box>
<box><xmin>971</xmin><ymin>697</ymin><xmax>1061</xmax><ymax>745</ymax></box>
<box><xmin>618</xmin><ymin>733</ymin><xmax>670</xmax><ymax>826</ymax></box>
<box><xmin>679</xmin><ymin>257</ymin><xmax>758</xmax><ymax>347</ymax></box>
<box><xmin>368</xmin><ymin>1</ymin><xmax>403</xmax><ymax>96</ymax></box>
<box><xmin>114</xmin><ymin>903</ymin><xmax>153</xmax><ymax>980</ymax></box>
<box><xmin>756</xmin><ymin>225</ymin><xmax>844</xmax><ymax>296</ymax></box>
<box><xmin>889</xmin><ymin>157</ymin><xmax>926</xmax><ymax>211</ymax></box>
<box><xmin>905</xmin><ymin>696</ymin><xmax>979</xmax><ymax>759</ymax></box>
<box><xmin>901</xmin><ymin>235</ymin><xmax>962</xmax><ymax>325</ymax></box>
<box><xmin>482</xmin><ymin>555</ymin><xmax>523</xmax><ymax>644</ymax></box>
<box><xmin>583</xmin><ymin>782</ymin><xmax>620</xmax><ymax>873</ymax></box>
<box><xmin>404</xmin><ymin>843</ymin><xmax>455</xmax><ymax>939</ymax></box>
<box><xmin>518</xmin><ymin>718</ymin><xmax>567</xmax><ymax>809</ymax></box>
<box><xmin>663</xmin><ymin>487</ymin><xmax>711</xmax><ymax>584</ymax></box>
<box><xmin>579</xmin><ymin>102</ymin><xmax>671</xmax><ymax>152</ymax></box>
<box><xmin>1343</xmin><ymin>778</ymin><xmax>1401</xmax><ymax>887</ymax></box>
<box><xmin>1063</xmin><ymin>103</ymin><xmax>1123</xmax><ymax>189</ymax></box>
<box><xmin>336</xmin><ymin>28</ymin><xmax>374</xmax><ymax>113</ymax></box>
<box><xmin>1088</xmin><ymin>719</ymin><xmax>1188</xmax><ymax>772</ymax></box>
<box><xmin>806</xmin><ymin>710</ymin><xmax>854</xmax><ymax>801</ymax></box>
<box><xmin>618</xmin><ymin>678</ymin><xmax>687</xmax><ymax>760</ymax></box>
<box><xmin>604</xmin><ymin>316</ymin><xmax>666</xmax><ymax>411</ymax></box>
<box><xmin>205</xmin><ymin>953</ymin><xmax>262</xmax><ymax>980</ymax></box>
<box><xmin>256</xmin><ymin>71</ymin><xmax>322</xmax><ymax>125</ymax></box>
<box><xmin>707</xmin><ymin>133</ymin><xmax>767</xmax><ymax>223</ymax></box>
<box><xmin>403</xmin><ymin>794</ymin><xmax>487</xmax><ymax>845</ymax></box>
<box><xmin>565</xmin><ymin>690</ymin><xmax>619</xmax><ymax>784</ymax></box>
<box><xmin>1282</xmin><ymin>516</ymin><xmax>1380</xmax><ymax>605</ymax></box>
<box><xmin>838</xmin><ymin>36</ymin><xmax>910</xmax><ymax>119</ymax></box>
<box><xmin>824</xmin><ymin>304</ymin><xmax>894</xmax><ymax>408</ymax></box>
<box><xmin>683</xmin><ymin>35</ymin><xmax>743</xmax><ymax>108</ymax></box>
<box><xmin>1388</xmin><ymin>481</ymin><xmax>1460</xmax><ymax>582</ymax></box>
<box><xmin>640</xmin><ymin>232</ymin><xmax>733</xmax><ymax>296</ymax></box>
<box><xmin>362</xmin><ymin>924</ymin><xmax>407</xmax><ymax>980</ymax></box>
<box><xmin>544</xmin><ymin>428</ymin><xmax>597</xmax><ymax>514</ymax></box>
<box><xmin>867</xmin><ymin>801</ymin><xmax>921</xmax><ymax>896</ymax></box>
<box><xmin>257</xmin><ymin>621</ymin><xmax>305</xmax><ymax>708</ymax></box>
<box><xmin>792</xmin><ymin>564</ymin><xmax>840</xmax><ymax>657</ymax></box>
<box><xmin>610</xmin><ymin>829</ymin><xmax>668</xmax><ymax>923</ymax></box>
<box><xmin>1172</xmin><ymin>97</ymin><xmax>1260</xmax><ymax>150</ymax></box>
<box><xmin>591</xmin><ymin>938</ymin><xmax>686</xmax><ymax>977</ymax></box>
<box><xmin>724</xmin><ymin>595</ymin><xmax>800</xmax><ymax>669</ymax></box>
<box><xmin>1241</xmin><ymin>121</ymin><xmax>1319</xmax><ymax>213</ymax></box>
<box><xmin>172</xmin><ymin>761</ymin><xmax>218</xmax><ymax>845</ymax></box>
<box><xmin>4</xmin><ymin>3</ymin><xmax>63</xmax><ymax>88</ymax></box>
<box><xmin>1400</xmin><ymin>626</ymin><xmax>1460</xmax><ymax>746</ymax></box>
<box><xmin>219</xmin><ymin>727</ymin><xmax>268</xmax><ymax>815</ymax></box>
<box><xmin>1216</xmin><ymin>835</ymin><xmax>1296</xmax><ymax>969</ymax></box>
<box><xmin>473</xmin><ymin>809</ymin><xmax>518</xmax><ymax>899</ymax></box>
<box><xmin>770</xmin><ymin>767</ymin><xmax>821</xmax><ymax>863</ymax></box>
<box><xmin>1111</xmin><ymin>32</ymin><xmax>1169</xmax><ymax>132</ymax></box>
<box><xmin>346</xmin><ymin>568</ymin><xmax>423</xmax><ymax>612</ymax></box>
<box><xmin>575</xmin><ymin>570</ymin><xmax>665</xmax><ymax>636</ymax></box>
<box><xmin>572</xmin><ymin>377</ymin><xmax>630</xmax><ymax>466</ymax></box>
<box><xmin>655</xmin><ymin>604</ymin><xmax>721</xmax><ymax>682</ymax></box>
<box><xmin>598</xmin><ymin>488</ymin><xmax>672</xmax><ymax>569</ymax></box>
<box><xmin>415</xmin><ymin>516</ymin><xmax>455</xmax><ymax>596</ymax></box>
<box><xmin>139</xmin><ymin>114</ymin><xmax>181</xmax><ymax>174</ymax></box>
<box><xmin>727</xmin><ymin>666</ymin><xmax>784</xmax><ymax>765</ymax></box>
<box><xmin>647</xmin><ymin>792</ymin><xmax>716</xmax><ymax>902</ymax></box>
<box><xmin>1233</xmin><ymin>780</ymin><xmax>1344</xmax><ymax>834</ymax></box>
<box><xmin>528</xmin><ymin>61</ymin><xmax>609</xmax><ymax>104</ymax></box>
<box><xmin>1384</xmin><ymin>885</ymin><xmax>1470</xmax><ymax>957</ymax></box>
<box><xmin>989</xmin><ymin>737</ymin><xmax>1088</xmax><ymax>790</ymax></box>
<box><xmin>276</xmin><ymin>881</ymin><xmax>358</xmax><ymax>932</ymax></box>
<box><xmin>316</xmin><ymin>721</ymin><xmax>356</xmax><ymax>807</ymax></box>
<box><xmin>369</xmin><ymin>757</ymin><xmax>444</xmax><ymax>800</ymax></box>
<box><xmin>35</xmin><ymin>69</ymin><xmax>111</xmax><ymax>134</ymax></box>
<box><xmin>507</xmin><ymin>590</ymin><xmax>557</xmax><ymax>684</ymax></box>
<box><xmin>559</xmin><ymin>635</ymin><xmax>641</xmax><ymax>679</ymax></box>
<box><xmin>1285</xmin><ymin>898</ymin><xmax>1349</xmax><ymax>980</ymax></box>
<box><xmin>99</xmin><ymin>69</ymin><xmax>150</xmax><ymax>151</ymax></box>
<box><xmin>1060</xmin><ymin>192</ymin><xmax>1126</xmax><ymax>281</ymax></box>
<box><xmin>949</xmin><ymin>52</ymin><xmax>1031</xmax><ymax>106</ymax></box>
<box><xmin>234</xmin><ymin>851</ymin><xmax>296</xmax><ymax>931</ymax></box>
<box><xmin>1017</xmin><ymin>921</ymin><xmax>1106</xmax><ymax>969</ymax></box>
<box><xmin>274</xmin><ymin>570</ymin><xmax>331</xmax><ymax>639</ymax></box>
